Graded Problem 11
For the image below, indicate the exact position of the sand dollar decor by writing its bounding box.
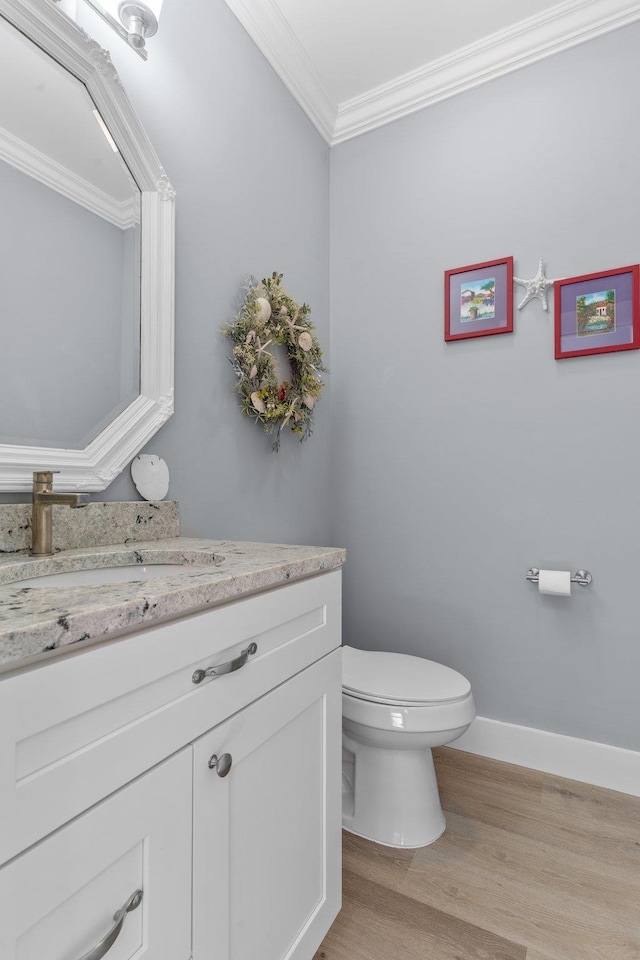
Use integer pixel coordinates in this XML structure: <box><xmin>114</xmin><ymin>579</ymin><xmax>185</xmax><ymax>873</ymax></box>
<box><xmin>223</xmin><ymin>273</ymin><xmax>326</xmax><ymax>450</ymax></box>
<box><xmin>131</xmin><ymin>454</ymin><xmax>170</xmax><ymax>501</ymax></box>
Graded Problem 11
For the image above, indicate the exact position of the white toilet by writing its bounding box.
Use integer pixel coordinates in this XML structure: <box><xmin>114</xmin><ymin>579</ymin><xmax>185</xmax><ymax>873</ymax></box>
<box><xmin>341</xmin><ymin>645</ymin><xmax>476</xmax><ymax>848</ymax></box>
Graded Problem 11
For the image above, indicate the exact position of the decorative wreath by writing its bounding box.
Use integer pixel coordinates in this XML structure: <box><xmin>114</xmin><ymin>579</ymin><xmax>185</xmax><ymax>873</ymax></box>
<box><xmin>223</xmin><ymin>273</ymin><xmax>327</xmax><ymax>450</ymax></box>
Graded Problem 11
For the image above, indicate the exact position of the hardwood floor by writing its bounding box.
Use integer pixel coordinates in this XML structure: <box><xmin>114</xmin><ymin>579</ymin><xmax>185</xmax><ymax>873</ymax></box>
<box><xmin>315</xmin><ymin>747</ymin><xmax>640</xmax><ymax>960</ymax></box>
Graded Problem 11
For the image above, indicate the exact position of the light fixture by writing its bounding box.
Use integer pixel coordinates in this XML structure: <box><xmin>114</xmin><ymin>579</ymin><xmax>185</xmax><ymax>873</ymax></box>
<box><xmin>75</xmin><ymin>0</ymin><xmax>164</xmax><ymax>59</ymax></box>
<box><xmin>117</xmin><ymin>2</ymin><xmax>160</xmax><ymax>50</ymax></box>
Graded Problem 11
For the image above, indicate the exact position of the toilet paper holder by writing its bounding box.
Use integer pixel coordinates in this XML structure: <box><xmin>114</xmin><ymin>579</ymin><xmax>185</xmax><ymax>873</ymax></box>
<box><xmin>526</xmin><ymin>568</ymin><xmax>592</xmax><ymax>586</ymax></box>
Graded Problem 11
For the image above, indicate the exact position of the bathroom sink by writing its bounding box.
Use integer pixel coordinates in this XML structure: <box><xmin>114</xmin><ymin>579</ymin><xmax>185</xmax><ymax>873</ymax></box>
<box><xmin>11</xmin><ymin>563</ymin><xmax>209</xmax><ymax>589</ymax></box>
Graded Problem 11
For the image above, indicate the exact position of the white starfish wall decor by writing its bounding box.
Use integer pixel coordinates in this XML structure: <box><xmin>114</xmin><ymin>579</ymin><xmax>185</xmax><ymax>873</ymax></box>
<box><xmin>513</xmin><ymin>259</ymin><xmax>557</xmax><ymax>311</ymax></box>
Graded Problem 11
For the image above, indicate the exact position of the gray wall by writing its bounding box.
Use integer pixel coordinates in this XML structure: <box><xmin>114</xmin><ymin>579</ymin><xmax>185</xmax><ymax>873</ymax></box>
<box><xmin>330</xmin><ymin>25</ymin><xmax>640</xmax><ymax>751</ymax></box>
<box><xmin>69</xmin><ymin>0</ymin><xmax>332</xmax><ymax>546</ymax></box>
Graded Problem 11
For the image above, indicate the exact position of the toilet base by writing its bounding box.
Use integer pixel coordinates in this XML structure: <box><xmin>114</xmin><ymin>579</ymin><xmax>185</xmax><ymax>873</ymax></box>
<box><xmin>342</xmin><ymin>822</ymin><xmax>446</xmax><ymax>849</ymax></box>
<box><xmin>342</xmin><ymin>733</ymin><xmax>447</xmax><ymax>848</ymax></box>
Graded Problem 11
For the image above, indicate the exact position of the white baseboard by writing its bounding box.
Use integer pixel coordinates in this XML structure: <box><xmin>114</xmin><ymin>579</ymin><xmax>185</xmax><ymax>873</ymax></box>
<box><xmin>450</xmin><ymin>716</ymin><xmax>640</xmax><ymax>797</ymax></box>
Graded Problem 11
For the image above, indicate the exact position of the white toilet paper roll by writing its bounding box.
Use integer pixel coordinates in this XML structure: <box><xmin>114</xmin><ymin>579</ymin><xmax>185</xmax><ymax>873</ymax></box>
<box><xmin>538</xmin><ymin>569</ymin><xmax>571</xmax><ymax>596</ymax></box>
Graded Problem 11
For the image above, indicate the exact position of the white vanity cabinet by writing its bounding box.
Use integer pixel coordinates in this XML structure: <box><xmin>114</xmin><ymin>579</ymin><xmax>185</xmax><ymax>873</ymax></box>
<box><xmin>0</xmin><ymin>570</ymin><xmax>342</xmax><ymax>960</ymax></box>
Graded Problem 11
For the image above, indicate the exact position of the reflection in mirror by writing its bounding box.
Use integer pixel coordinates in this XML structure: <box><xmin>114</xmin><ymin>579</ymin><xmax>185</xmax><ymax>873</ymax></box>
<box><xmin>0</xmin><ymin>15</ymin><xmax>141</xmax><ymax>449</ymax></box>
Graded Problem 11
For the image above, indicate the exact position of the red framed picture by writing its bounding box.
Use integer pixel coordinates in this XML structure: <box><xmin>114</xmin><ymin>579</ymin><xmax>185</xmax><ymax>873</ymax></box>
<box><xmin>444</xmin><ymin>257</ymin><xmax>513</xmax><ymax>342</ymax></box>
<box><xmin>554</xmin><ymin>265</ymin><xmax>640</xmax><ymax>359</ymax></box>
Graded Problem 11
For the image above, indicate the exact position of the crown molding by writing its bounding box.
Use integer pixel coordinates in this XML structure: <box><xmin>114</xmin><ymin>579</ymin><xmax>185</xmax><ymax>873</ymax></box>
<box><xmin>227</xmin><ymin>0</ymin><xmax>640</xmax><ymax>145</ymax></box>
<box><xmin>0</xmin><ymin>124</ymin><xmax>137</xmax><ymax>227</ymax></box>
<box><xmin>333</xmin><ymin>0</ymin><xmax>640</xmax><ymax>143</ymax></box>
<box><xmin>223</xmin><ymin>0</ymin><xmax>336</xmax><ymax>144</ymax></box>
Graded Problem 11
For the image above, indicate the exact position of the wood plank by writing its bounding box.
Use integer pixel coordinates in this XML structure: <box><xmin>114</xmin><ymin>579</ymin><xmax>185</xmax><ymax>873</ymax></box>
<box><xmin>434</xmin><ymin>748</ymin><xmax>640</xmax><ymax>874</ymax></box>
<box><xmin>525</xmin><ymin>952</ymin><xmax>573</xmax><ymax>960</ymax></box>
<box><xmin>318</xmin><ymin>868</ymin><xmax>526</xmax><ymax>960</ymax></box>
<box><xmin>399</xmin><ymin>809</ymin><xmax>640</xmax><ymax>960</ymax></box>
<box><xmin>339</xmin><ymin>830</ymin><xmax>415</xmax><ymax>891</ymax></box>
<box><xmin>319</xmin><ymin>749</ymin><xmax>640</xmax><ymax>960</ymax></box>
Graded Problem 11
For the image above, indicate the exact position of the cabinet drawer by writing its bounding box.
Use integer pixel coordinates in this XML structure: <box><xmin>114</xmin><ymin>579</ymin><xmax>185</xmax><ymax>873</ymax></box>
<box><xmin>0</xmin><ymin>570</ymin><xmax>341</xmax><ymax>864</ymax></box>
<box><xmin>0</xmin><ymin>749</ymin><xmax>192</xmax><ymax>960</ymax></box>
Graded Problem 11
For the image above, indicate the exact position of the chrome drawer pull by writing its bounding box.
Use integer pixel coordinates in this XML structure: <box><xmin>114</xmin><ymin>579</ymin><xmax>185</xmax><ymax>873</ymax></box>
<box><xmin>208</xmin><ymin>752</ymin><xmax>233</xmax><ymax>777</ymax></box>
<box><xmin>77</xmin><ymin>889</ymin><xmax>142</xmax><ymax>960</ymax></box>
<box><xmin>192</xmin><ymin>642</ymin><xmax>258</xmax><ymax>685</ymax></box>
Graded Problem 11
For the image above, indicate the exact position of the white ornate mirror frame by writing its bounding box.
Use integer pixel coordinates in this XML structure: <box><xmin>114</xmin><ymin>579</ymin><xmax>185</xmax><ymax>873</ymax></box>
<box><xmin>0</xmin><ymin>0</ymin><xmax>175</xmax><ymax>491</ymax></box>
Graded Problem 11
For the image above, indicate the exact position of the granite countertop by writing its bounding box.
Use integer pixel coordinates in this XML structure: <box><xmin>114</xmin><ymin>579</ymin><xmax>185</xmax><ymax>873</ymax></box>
<box><xmin>0</xmin><ymin>537</ymin><xmax>345</xmax><ymax>674</ymax></box>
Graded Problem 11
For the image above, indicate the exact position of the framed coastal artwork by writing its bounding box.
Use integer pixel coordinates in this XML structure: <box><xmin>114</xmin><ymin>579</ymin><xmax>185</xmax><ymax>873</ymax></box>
<box><xmin>554</xmin><ymin>265</ymin><xmax>640</xmax><ymax>359</ymax></box>
<box><xmin>444</xmin><ymin>257</ymin><xmax>514</xmax><ymax>342</ymax></box>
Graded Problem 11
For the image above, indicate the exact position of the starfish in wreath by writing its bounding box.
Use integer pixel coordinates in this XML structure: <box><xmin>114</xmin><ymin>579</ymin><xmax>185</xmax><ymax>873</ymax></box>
<box><xmin>513</xmin><ymin>258</ymin><xmax>557</xmax><ymax>311</ymax></box>
<box><xmin>280</xmin><ymin>309</ymin><xmax>306</xmax><ymax>336</ymax></box>
<box><xmin>254</xmin><ymin>336</ymin><xmax>273</xmax><ymax>357</ymax></box>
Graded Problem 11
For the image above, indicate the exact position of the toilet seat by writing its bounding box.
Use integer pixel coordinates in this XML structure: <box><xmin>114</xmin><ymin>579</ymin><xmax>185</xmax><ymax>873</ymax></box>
<box><xmin>342</xmin><ymin>645</ymin><xmax>471</xmax><ymax>707</ymax></box>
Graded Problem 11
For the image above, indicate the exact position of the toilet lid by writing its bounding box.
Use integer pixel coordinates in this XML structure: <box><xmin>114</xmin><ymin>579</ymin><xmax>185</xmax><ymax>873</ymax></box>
<box><xmin>342</xmin><ymin>645</ymin><xmax>471</xmax><ymax>705</ymax></box>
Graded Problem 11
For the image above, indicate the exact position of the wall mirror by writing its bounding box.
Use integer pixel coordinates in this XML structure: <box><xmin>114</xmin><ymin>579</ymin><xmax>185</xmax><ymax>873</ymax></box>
<box><xmin>0</xmin><ymin>0</ymin><xmax>174</xmax><ymax>491</ymax></box>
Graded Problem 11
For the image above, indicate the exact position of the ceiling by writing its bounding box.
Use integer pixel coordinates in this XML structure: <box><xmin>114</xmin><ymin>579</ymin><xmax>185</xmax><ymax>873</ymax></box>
<box><xmin>224</xmin><ymin>0</ymin><xmax>640</xmax><ymax>144</ymax></box>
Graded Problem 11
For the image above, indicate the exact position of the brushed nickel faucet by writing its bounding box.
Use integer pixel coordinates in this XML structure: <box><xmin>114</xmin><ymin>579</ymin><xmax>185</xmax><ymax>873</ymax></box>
<box><xmin>31</xmin><ymin>471</ymin><xmax>90</xmax><ymax>557</ymax></box>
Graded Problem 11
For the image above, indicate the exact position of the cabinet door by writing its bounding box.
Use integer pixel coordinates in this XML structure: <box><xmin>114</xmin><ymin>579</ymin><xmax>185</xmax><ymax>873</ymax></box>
<box><xmin>193</xmin><ymin>648</ymin><xmax>342</xmax><ymax>960</ymax></box>
<box><xmin>0</xmin><ymin>749</ymin><xmax>192</xmax><ymax>960</ymax></box>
